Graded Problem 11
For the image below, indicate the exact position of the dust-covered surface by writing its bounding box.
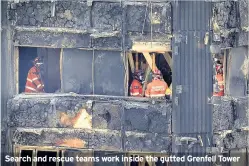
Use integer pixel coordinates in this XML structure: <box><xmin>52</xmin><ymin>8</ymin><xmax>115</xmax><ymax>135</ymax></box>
<box><xmin>239</xmin><ymin>0</ymin><xmax>249</xmax><ymax>29</ymax></box>
<box><xmin>213</xmin><ymin>97</ymin><xmax>249</xmax><ymax>149</ymax></box>
<box><xmin>92</xmin><ymin>2</ymin><xmax>122</xmax><ymax>31</ymax></box>
<box><xmin>93</xmin><ymin>36</ymin><xmax>122</xmax><ymax>49</ymax></box>
<box><xmin>213</xmin><ymin>99</ymin><xmax>234</xmax><ymax>132</ymax></box>
<box><xmin>238</xmin><ymin>32</ymin><xmax>249</xmax><ymax>47</ymax></box>
<box><xmin>8</xmin><ymin>1</ymin><xmax>172</xmax><ymax>48</ymax></box>
<box><xmin>11</xmin><ymin>1</ymin><xmax>91</xmax><ymax>28</ymax></box>
<box><xmin>7</xmin><ymin>96</ymin><xmax>172</xmax><ymax>133</ymax></box>
<box><xmin>10</xmin><ymin>128</ymin><xmax>171</xmax><ymax>152</ymax></box>
<box><xmin>14</xmin><ymin>30</ymin><xmax>91</xmax><ymax>48</ymax></box>
<box><xmin>125</xmin><ymin>132</ymin><xmax>171</xmax><ymax>152</ymax></box>
<box><xmin>92</xmin><ymin>103</ymin><xmax>122</xmax><ymax>130</ymax></box>
<box><xmin>124</xmin><ymin>102</ymin><xmax>171</xmax><ymax>134</ymax></box>
<box><xmin>212</xmin><ymin>0</ymin><xmax>248</xmax><ymax>48</ymax></box>
<box><xmin>6</xmin><ymin>95</ymin><xmax>172</xmax><ymax>151</ymax></box>
<box><xmin>126</xmin><ymin>3</ymin><xmax>171</xmax><ymax>34</ymax></box>
<box><xmin>212</xmin><ymin>1</ymin><xmax>238</xmax><ymax>48</ymax></box>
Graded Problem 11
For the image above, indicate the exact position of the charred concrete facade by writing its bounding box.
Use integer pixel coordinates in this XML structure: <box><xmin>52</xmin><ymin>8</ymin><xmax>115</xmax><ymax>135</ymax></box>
<box><xmin>211</xmin><ymin>0</ymin><xmax>249</xmax><ymax>154</ymax></box>
<box><xmin>2</xmin><ymin>1</ymin><xmax>173</xmax><ymax>163</ymax></box>
<box><xmin>7</xmin><ymin>95</ymin><xmax>172</xmax><ymax>152</ymax></box>
<box><xmin>1</xmin><ymin>0</ymin><xmax>249</xmax><ymax>165</ymax></box>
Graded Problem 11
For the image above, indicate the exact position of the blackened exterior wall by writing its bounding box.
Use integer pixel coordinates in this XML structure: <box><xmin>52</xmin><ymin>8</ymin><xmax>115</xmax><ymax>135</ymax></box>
<box><xmin>7</xmin><ymin>95</ymin><xmax>172</xmax><ymax>152</ymax></box>
<box><xmin>212</xmin><ymin>0</ymin><xmax>248</xmax><ymax>47</ymax></box>
<box><xmin>8</xmin><ymin>0</ymin><xmax>172</xmax><ymax>49</ymax></box>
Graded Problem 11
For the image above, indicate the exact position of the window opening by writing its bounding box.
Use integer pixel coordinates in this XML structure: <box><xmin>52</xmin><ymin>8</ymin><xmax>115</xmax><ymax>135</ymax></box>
<box><xmin>20</xmin><ymin>150</ymin><xmax>33</xmax><ymax>166</ymax></box>
<box><xmin>129</xmin><ymin>155</ymin><xmax>150</xmax><ymax>166</ymax></box>
<box><xmin>18</xmin><ymin>47</ymin><xmax>61</xmax><ymax>94</ymax></box>
<box><xmin>128</xmin><ymin>52</ymin><xmax>172</xmax><ymax>98</ymax></box>
<box><xmin>212</xmin><ymin>49</ymin><xmax>229</xmax><ymax>96</ymax></box>
<box><xmin>37</xmin><ymin>151</ymin><xmax>57</xmax><ymax>166</ymax></box>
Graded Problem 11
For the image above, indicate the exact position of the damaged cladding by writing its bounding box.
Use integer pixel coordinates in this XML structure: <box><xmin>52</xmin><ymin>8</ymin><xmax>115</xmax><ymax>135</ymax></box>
<box><xmin>211</xmin><ymin>0</ymin><xmax>249</xmax><ymax>152</ymax></box>
<box><xmin>9</xmin><ymin>0</ymin><xmax>172</xmax><ymax>48</ymax></box>
<box><xmin>7</xmin><ymin>96</ymin><xmax>172</xmax><ymax>152</ymax></box>
<box><xmin>1</xmin><ymin>0</ymin><xmax>249</xmax><ymax>165</ymax></box>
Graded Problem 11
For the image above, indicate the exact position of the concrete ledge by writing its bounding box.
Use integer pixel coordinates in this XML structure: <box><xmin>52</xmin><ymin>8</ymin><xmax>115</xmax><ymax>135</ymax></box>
<box><xmin>125</xmin><ymin>131</ymin><xmax>171</xmax><ymax>152</ymax></box>
<box><xmin>7</xmin><ymin>95</ymin><xmax>172</xmax><ymax>134</ymax></box>
<box><xmin>10</xmin><ymin>128</ymin><xmax>171</xmax><ymax>152</ymax></box>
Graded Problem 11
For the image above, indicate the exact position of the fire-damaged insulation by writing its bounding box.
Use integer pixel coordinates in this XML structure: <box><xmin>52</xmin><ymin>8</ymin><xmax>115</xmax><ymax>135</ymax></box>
<box><xmin>8</xmin><ymin>0</ymin><xmax>172</xmax><ymax>49</ymax></box>
<box><xmin>6</xmin><ymin>96</ymin><xmax>172</xmax><ymax>152</ymax></box>
<box><xmin>212</xmin><ymin>0</ymin><xmax>248</xmax><ymax>47</ymax></box>
<box><xmin>213</xmin><ymin>97</ymin><xmax>249</xmax><ymax>150</ymax></box>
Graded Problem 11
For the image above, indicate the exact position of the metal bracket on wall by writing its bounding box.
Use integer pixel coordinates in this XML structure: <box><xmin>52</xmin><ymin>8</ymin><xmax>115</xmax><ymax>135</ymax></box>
<box><xmin>176</xmin><ymin>85</ymin><xmax>183</xmax><ymax>94</ymax></box>
<box><xmin>51</xmin><ymin>0</ymin><xmax>56</xmax><ymax>17</ymax></box>
<box><xmin>206</xmin><ymin>147</ymin><xmax>224</xmax><ymax>154</ymax></box>
<box><xmin>87</xmin><ymin>0</ymin><xmax>93</xmax><ymax>6</ymax></box>
<box><xmin>207</xmin><ymin>96</ymin><xmax>221</xmax><ymax>105</ymax></box>
<box><xmin>175</xmin><ymin>135</ymin><xmax>203</xmax><ymax>149</ymax></box>
<box><xmin>173</xmin><ymin>46</ymin><xmax>179</xmax><ymax>56</ymax></box>
<box><xmin>213</xmin><ymin>33</ymin><xmax>221</xmax><ymax>42</ymax></box>
<box><xmin>174</xmin><ymin>97</ymin><xmax>179</xmax><ymax>106</ymax></box>
<box><xmin>174</xmin><ymin>33</ymin><xmax>187</xmax><ymax>44</ymax></box>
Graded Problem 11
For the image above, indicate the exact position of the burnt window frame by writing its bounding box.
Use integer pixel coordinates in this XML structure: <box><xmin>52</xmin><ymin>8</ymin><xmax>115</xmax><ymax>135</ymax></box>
<box><xmin>14</xmin><ymin>46</ymin><xmax>63</xmax><ymax>94</ymax></box>
<box><xmin>126</xmin><ymin>41</ymin><xmax>172</xmax><ymax>98</ymax></box>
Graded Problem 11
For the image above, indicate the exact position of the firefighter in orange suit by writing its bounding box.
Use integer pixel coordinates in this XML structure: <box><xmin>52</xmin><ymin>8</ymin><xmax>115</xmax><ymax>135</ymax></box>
<box><xmin>25</xmin><ymin>57</ymin><xmax>45</xmax><ymax>93</ymax></box>
<box><xmin>145</xmin><ymin>69</ymin><xmax>168</xmax><ymax>98</ymax></box>
<box><xmin>213</xmin><ymin>63</ymin><xmax>224</xmax><ymax>96</ymax></box>
<box><xmin>130</xmin><ymin>71</ymin><xmax>143</xmax><ymax>97</ymax></box>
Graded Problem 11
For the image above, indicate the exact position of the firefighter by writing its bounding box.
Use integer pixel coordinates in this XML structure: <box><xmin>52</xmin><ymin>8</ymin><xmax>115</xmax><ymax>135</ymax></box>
<box><xmin>213</xmin><ymin>63</ymin><xmax>224</xmax><ymax>96</ymax></box>
<box><xmin>145</xmin><ymin>69</ymin><xmax>168</xmax><ymax>98</ymax></box>
<box><xmin>130</xmin><ymin>70</ymin><xmax>143</xmax><ymax>97</ymax></box>
<box><xmin>25</xmin><ymin>57</ymin><xmax>45</xmax><ymax>93</ymax></box>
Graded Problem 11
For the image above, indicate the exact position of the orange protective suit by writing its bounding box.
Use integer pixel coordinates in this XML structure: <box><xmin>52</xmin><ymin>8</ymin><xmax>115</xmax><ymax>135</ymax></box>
<box><xmin>25</xmin><ymin>66</ymin><xmax>45</xmax><ymax>93</ymax></box>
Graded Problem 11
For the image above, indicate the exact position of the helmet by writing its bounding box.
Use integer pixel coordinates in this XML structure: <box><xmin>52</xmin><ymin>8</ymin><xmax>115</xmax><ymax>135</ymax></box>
<box><xmin>33</xmin><ymin>57</ymin><xmax>43</xmax><ymax>65</ymax></box>
<box><xmin>153</xmin><ymin>69</ymin><xmax>161</xmax><ymax>75</ymax></box>
<box><xmin>133</xmin><ymin>70</ymin><xmax>143</xmax><ymax>81</ymax></box>
<box><xmin>216</xmin><ymin>64</ymin><xmax>223</xmax><ymax>74</ymax></box>
<box><xmin>153</xmin><ymin>69</ymin><xmax>162</xmax><ymax>79</ymax></box>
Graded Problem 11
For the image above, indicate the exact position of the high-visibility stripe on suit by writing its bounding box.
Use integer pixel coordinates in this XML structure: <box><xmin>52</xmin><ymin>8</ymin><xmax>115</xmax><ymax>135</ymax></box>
<box><xmin>213</xmin><ymin>74</ymin><xmax>224</xmax><ymax>96</ymax></box>
<box><xmin>25</xmin><ymin>66</ymin><xmax>44</xmax><ymax>93</ymax></box>
<box><xmin>145</xmin><ymin>79</ymin><xmax>168</xmax><ymax>98</ymax></box>
<box><xmin>130</xmin><ymin>79</ymin><xmax>143</xmax><ymax>97</ymax></box>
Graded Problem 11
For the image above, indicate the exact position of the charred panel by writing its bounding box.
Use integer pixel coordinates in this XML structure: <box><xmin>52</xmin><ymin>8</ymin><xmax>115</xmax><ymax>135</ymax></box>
<box><xmin>92</xmin><ymin>2</ymin><xmax>122</xmax><ymax>31</ymax></box>
<box><xmin>124</xmin><ymin>132</ymin><xmax>171</xmax><ymax>152</ymax></box>
<box><xmin>93</xmin><ymin>37</ymin><xmax>122</xmax><ymax>49</ymax></box>
<box><xmin>124</xmin><ymin>102</ymin><xmax>171</xmax><ymax>134</ymax></box>
<box><xmin>92</xmin><ymin>103</ymin><xmax>122</xmax><ymax>130</ymax></box>
<box><xmin>14</xmin><ymin>31</ymin><xmax>91</xmax><ymax>48</ymax></box>
<box><xmin>88</xmin><ymin>130</ymin><xmax>122</xmax><ymax>151</ymax></box>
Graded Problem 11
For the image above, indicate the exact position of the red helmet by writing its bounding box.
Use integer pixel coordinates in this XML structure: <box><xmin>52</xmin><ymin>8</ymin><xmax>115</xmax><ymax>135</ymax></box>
<box><xmin>33</xmin><ymin>57</ymin><xmax>43</xmax><ymax>65</ymax></box>
<box><xmin>153</xmin><ymin>69</ymin><xmax>162</xmax><ymax>79</ymax></box>
<box><xmin>153</xmin><ymin>69</ymin><xmax>161</xmax><ymax>75</ymax></box>
<box><xmin>216</xmin><ymin>64</ymin><xmax>223</xmax><ymax>74</ymax></box>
